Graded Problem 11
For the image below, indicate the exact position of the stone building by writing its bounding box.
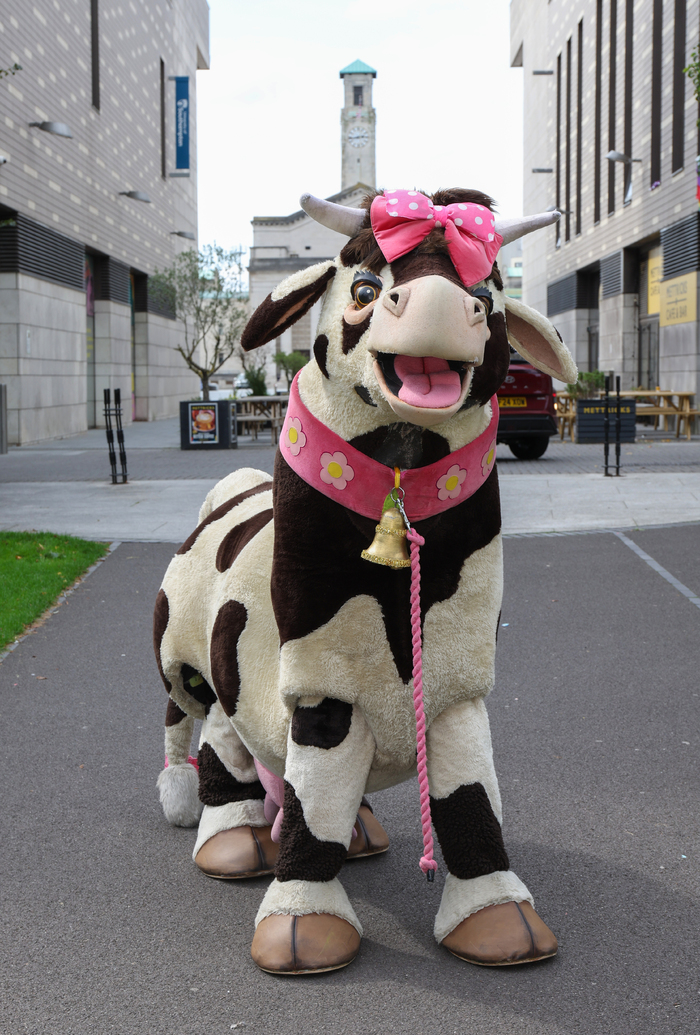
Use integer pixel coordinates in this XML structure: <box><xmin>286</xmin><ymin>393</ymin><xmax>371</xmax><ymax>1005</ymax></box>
<box><xmin>511</xmin><ymin>0</ymin><xmax>700</xmax><ymax>399</ymax></box>
<box><xmin>247</xmin><ymin>61</ymin><xmax>377</xmax><ymax>386</ymax></box>
<box><xmin>0</xmin><ymin>0</ymin><xmax>209</xmax><ymax>444</ymax></box>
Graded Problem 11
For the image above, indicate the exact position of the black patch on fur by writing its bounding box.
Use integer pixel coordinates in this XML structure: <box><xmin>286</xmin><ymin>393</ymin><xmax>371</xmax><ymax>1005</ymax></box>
<box><xmin>177</xmin><ymin>481</ymin><xmax>273</xmax><ymax>555</ymax></box>
<box><xmin>390</xmin><ymin>249</ymin><xmax>467</xmax><ymax>291</ymax></box>
<box><xmin>468</xmin><ymin>311</ymin><xmax>511</xmax><ymax>408</ymax></box>
<box><xmin>313</xmin><ymin>334</ymin><xmax>330</xmax><ymax>378</ymax></box>
<box><xmin>354</xmin><ymin>384</ymin><xmax>377</xmax><ymax>407</ymax></box>
<box><xmin>197</xmin><ymin>742</ymin><xmax>265</xmax><ymax>807</ymax></box>
<box><xmin>430</xmin><ymin>782</ymin><xmax>510</xmax><ymax>880</ymax></box>
<box><xmin>165</xmin><ymin>698</ymin><xmax>187</xmax><ymax>727</ymax></box>
<box><xmin>275</xmin><ymin>781</ymin><xmax>347</xmax><ymax>882</ymax></box>
<box><xmin>180</xmin><ymin>663</ymin><xmax>217</xmax><ymax>713</ymax></box>
<box><xmin>271</xmin><ymin>451</ymin><xmax>501</xmax><ymax>684</ymax></box>
<box><xmin>216</xmin><ymin>509</ymin><xmax>273</xmax><ymax>572</ymax></box>
<box><xmin>209</xmin><ymin>600</ymin><xmax>248</xmax><ymax>716</ymax></box>
<box><xmin>291</xmin><ymin>698</ymin><xmax>353</xmax><ymax>749</ymax></box>
<box><xmin>342</xmin><ymin>317</ymin><xmax>369</xmax><ymax>354</ymax></box>
<box><xmin>349</xmin><ymin>423</ymin><xmax>450</xmax><ymax>470</ymax></box>
<box><xmin>241</xmin><ymin>267</ymin><xmax>337</xmax><ymax>351</ymax></box>
<box><xmin>153</xmin><ymin>589</ymin><xmax>171</xmax><ymax>692</ymax></box>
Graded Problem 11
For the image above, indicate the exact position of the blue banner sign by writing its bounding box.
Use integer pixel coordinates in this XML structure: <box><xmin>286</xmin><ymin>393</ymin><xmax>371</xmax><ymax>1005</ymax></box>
<box><xmin>175</xmin><ymin>76</ymin><xmax>190</xmax><ymax>170</ymax></box>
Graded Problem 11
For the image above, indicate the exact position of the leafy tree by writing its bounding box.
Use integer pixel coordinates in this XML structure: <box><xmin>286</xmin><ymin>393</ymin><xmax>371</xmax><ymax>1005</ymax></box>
<box><xmin>276</xmin><ymin>350</ymin><xmax>309</xmax><ymax>390</ymax></box>
<box><xmin>566</xmin><ymin>369</ymin><xmax>606</xmax><ymax>399</ymax></box>
<box><xmin>241</xmin><ymin>354</ymin><xmax>268</xmax><ymax>396</ymax></box>
<box><xmin>150</xmin><ymin>245</ymin><xmax>248</xmax><ymax>401</ymax></box>
<box><xmin>0</xmin><ymin>63</ymin><xmax>22</xmax><ymax>79</ymax></box>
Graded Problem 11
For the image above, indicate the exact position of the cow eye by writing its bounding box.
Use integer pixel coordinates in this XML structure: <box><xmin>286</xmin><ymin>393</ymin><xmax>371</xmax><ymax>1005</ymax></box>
<box><xmin>472</xmin><ymin>289</ymin><xmax>493</xmax><ymax>317</ymax></box>
<box><xmin>352</xmin><ymin>281</ymin><xmax>380</xmax><ymax>308</ymax></box>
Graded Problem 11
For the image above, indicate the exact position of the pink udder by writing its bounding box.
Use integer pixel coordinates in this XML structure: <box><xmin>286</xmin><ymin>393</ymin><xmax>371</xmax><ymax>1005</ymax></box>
<box><xmin>394</xmin><ymin>355</ymin><xmax>462</xmax><ymax>408</ymax></box>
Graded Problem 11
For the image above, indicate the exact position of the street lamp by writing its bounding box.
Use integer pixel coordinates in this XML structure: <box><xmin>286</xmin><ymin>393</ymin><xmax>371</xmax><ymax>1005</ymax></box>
<box><xmin>28</xmin><ymin>121</ymin><xmax>73</xmax><ymax>138</ymax></box>
<box><xmin>119</xmin><ymin>190</ymin><xmax>151</xmax><ymax>203</ymax></box>
<box><xmin>606</xmin><ymin>151</ymin><xmax>642</xmax><ymax>205</ymax></box>
<box><xmin>170</xmin><ymin>230</ymin><xmax>195</xmax><ymax>240</ymax></box>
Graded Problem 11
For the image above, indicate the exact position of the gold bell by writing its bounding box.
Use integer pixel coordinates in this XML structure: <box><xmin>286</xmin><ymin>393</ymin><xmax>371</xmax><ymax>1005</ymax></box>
<box><xmin>361</xmin><ymin>506</ymin><xmax>411</xmax><ymax>568</ymax></box>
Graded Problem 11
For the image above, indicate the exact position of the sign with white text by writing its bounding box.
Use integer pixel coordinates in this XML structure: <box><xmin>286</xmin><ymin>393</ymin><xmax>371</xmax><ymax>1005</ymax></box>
<box><xmin>659</xmin><ymin>271</ymin><xmax>697</xmax><ymax>327</ymax></box>
<box><xmin>174</xmin><ymin>76</ymin><xmax>190</xmax><ymax>170</ymax></box>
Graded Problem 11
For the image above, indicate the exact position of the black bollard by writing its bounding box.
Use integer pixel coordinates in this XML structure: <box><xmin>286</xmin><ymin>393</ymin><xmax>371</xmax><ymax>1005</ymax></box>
<box><xmin>603</xmin><ymin>376</ymin><xmax>610</xmax><ymax>477</ymax></box>
<box><xmin>615</xmin><ymin>376</ymin><xmax>621</xmax><ymax>476</ymax></box>
<box><xmin>104</xmin><ymin>388</ymin><xmax>118</xmax><ymax>484</ymax></box>
<box><xmin>114</xmin><ymin>389</ymin><xmax>128</xmax><ymax>483</ymax></box>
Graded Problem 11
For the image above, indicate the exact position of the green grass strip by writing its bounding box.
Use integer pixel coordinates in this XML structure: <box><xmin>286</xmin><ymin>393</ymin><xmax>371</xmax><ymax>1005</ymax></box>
<box><xmin>0</xmin><ymin>532</ymin><xmax>108</xmax><ymax>651</ymax></box>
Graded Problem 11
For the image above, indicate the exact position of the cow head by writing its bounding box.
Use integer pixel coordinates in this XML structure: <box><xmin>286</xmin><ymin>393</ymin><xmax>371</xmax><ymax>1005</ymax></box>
<box><xmin>241</xmin><ymin>188</ymin><xmax>577</xmax><ymax>444</ymax></box>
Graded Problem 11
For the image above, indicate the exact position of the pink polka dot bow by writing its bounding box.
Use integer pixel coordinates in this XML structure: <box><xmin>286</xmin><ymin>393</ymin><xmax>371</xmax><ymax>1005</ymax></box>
<box><xmin>370</xmin><ymin>190</ymin><xmax>503</xmax><ymax>287</ymax></box>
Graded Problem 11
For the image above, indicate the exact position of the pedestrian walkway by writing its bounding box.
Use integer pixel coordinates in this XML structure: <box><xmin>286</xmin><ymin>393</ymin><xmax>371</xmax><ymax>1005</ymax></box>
<box><xmin>2</xmin><ymin>419</ymin><xmax>700</xmax><ymax>540</ymax></box>
<box><xmin>1</xmin><ymin>531</ymin><xmax>697</xmax><ymax>1035</ymax></box>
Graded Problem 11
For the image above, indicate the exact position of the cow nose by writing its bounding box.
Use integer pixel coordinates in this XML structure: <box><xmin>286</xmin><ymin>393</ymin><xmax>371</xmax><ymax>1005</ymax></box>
<box><xmin>381</xmin><ymin>285</ymin><xmax>411</xmax><ymax>318</ymax></box>
<box><xmin>465</xmin><ymin>295</ymin><xmax>488</xmax><ymax>328</ymax></box>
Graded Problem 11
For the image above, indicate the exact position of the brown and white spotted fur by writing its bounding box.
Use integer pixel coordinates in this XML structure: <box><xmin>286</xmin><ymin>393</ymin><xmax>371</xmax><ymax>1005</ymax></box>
<box><xmin>154</xmin><ymin>188</ymin><xmax>577</xmax><ymax>945</ymax></box>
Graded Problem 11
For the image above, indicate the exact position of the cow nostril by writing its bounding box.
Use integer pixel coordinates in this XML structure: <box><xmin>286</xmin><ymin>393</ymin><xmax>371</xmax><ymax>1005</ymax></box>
<box><xmin>390</xmin><ymin>292</ymin><xmax>399</xmax><ymax>304</ymax></box>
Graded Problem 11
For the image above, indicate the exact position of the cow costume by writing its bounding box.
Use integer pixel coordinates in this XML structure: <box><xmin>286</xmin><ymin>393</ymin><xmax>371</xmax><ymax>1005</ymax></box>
<box><xmin>154</xmin><ymin>187</ymin><xmax>577</xmax><ymax>975</ymax></box>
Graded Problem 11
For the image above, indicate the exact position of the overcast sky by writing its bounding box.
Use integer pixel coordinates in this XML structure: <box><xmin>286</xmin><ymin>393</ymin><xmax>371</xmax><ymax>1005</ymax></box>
<box><xmin>196</xmin><ymin>0</ymin><xmax>524</xmax><ymax>253</ymax></box>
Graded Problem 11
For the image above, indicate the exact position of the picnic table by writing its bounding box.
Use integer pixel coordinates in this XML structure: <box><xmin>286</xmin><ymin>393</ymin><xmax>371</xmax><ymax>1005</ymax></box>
<box><xmin>555</xmin><ymin>389</ymin><xmax>698</xmax><ymax>441</ymax></box>
<box><xmin>235</xmin><ymin>394</ymin><xmax>289</xmax><ymax>444</ymax></box>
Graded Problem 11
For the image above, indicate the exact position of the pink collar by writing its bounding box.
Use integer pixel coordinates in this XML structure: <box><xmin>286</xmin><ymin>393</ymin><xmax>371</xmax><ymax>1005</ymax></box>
<box><xmin>280</xmin><ymin>376</ymin><xmax>499</xmax><ymax>522</ymax></box>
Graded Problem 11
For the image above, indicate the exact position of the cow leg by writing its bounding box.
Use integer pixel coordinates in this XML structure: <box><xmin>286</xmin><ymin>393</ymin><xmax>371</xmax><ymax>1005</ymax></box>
<box><xmin>251</xmin><ymin>698</ymin><xmax>375</xmax><ymax>975</ymax></box>
<box><xmin>193</xmin><ymin>701</ymin><xmax>277</xmax><ymax>879</ymax></box>
<box><xmin>428</xmin><ymin>698</ymin><xmax>558</xmax><ymax>965</ymax></box>
<box><xmin>157</xmin><ymin>699</ymin><xmax>202</xmax><ymax>827</ymax></box>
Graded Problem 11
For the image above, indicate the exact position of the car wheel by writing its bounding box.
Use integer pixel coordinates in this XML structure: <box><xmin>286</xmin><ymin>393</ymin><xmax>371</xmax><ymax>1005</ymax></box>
<box><xmin>508</xmin><ymin>435</ymin><xmax>550</xmax><ymax>460</ymax></box>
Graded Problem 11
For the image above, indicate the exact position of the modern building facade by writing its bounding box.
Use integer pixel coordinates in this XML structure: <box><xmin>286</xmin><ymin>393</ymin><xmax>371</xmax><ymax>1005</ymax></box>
<box><xmin>247</xmin><ymin>61</ymin><xmax>377</xmax><ymax>387</ymax></box>
<box><xmin>511</xmin><ymin>0</ymin><xmax>700</xmax><ymax>402</ymax></box>
<box><xmin>0</xmin><ymin>0</ymin><xmax>209</xmax><ymax>444</ymax></box>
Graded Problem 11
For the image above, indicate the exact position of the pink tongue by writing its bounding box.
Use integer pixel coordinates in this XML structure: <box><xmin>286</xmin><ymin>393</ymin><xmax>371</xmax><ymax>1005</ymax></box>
<box><xmin>394</xmin><ymin>355</ymin><xmax>462</xmax><ymax>408</ymax></box>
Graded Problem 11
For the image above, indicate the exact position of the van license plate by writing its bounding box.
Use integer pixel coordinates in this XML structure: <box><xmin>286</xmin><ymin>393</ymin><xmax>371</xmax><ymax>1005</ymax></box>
<box><xmin>500</xmin><ymin>397</ymin><xmax>527</xmax><ymax>407</ymax></box>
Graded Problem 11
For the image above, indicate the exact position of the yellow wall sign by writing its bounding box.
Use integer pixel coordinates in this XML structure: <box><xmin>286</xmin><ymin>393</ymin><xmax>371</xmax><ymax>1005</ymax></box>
<box><xmin>659</xmin><ymin>271</ymin><xmax>697</xmax><ymax>327</ymax></box>
<box><xmin>647</xmin><ymin>247</ymin><xmax>661</xmax><ymax>315</ymax></box>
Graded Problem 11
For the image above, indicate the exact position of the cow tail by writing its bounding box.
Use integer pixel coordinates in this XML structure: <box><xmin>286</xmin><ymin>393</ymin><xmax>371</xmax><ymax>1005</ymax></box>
<box><xmin>156</xmin><ymin>701</ymin><xmax>202</xmax><ymax>828</ymax></box>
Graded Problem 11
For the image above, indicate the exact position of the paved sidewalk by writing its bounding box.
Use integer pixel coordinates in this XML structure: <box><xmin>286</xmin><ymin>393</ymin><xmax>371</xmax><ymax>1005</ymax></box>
<box><xmin>1</xmin><ymin>533</ymin><xmax>698</xmax><ymax>1035</ymax></box>
<box><xmin>1</xmin><ymin>472</ymin><xmax>699</xmax><ymax>541</ymax></box>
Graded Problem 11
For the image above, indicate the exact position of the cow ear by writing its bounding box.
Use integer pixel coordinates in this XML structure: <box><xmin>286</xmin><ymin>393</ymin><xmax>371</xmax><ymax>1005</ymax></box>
<box><xmin>504</xmin><ymin>296</ymin><xmax>578</xmax><ymax>384</ymax></box>
<box><xmin>241</xmin><ymin>261</ymin><xmax>337</xmax><ymax>351</ymax></box>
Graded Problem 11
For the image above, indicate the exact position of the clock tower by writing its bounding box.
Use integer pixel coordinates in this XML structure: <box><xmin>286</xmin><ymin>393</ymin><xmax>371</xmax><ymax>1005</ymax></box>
<box><xmin>340</xmin><ymin>60</ymin><xmax>377</xmax><ymax>190</ymax></box>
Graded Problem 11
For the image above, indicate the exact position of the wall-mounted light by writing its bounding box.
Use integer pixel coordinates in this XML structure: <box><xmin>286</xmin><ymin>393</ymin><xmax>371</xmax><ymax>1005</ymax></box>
<box><xmin>119</xmin><ymin>190</ymin><xmax>151</xmax><ymax>203</ymax></box>
<box><xmin>0</xmin><ymin>155</ymin><xmax>8</xmax><ymax>166</ymax></box>
<box><xmin>532</xmin><ymin>168</ymin><xmax>554</xmax><ymax>174</ymax></box>
<box><xmin>28</xmin><ymin>121</ymin><xmax>73</xmax><ymax>138</ymax></box>
<box><xmin>606</xmin><ymin>151</ymin><xmax>642</xmax><ymax>205</ymax></box>
<box><xmin>170</xmin><ymin>230</ymin><xmax>195</xmax><ymax>240</ymax></box>
<box><xmin>533</xmin><ymin>70</ymin><xmax>554</xmax><ymax>75</ymax></box>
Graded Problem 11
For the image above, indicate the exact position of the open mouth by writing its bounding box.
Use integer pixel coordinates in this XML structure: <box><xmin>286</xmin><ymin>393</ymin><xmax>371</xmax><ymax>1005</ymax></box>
<box><xmin>375</xmin><ymin>353</ymin><xmax>472</xmax><ymax>410</ymax></box>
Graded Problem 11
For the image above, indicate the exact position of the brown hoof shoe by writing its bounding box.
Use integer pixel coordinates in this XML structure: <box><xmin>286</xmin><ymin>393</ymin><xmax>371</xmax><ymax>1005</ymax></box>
<box><xmin>347</xmin><ymin>805</ymin><xmax>390</xmax><ymax>859</ymax></box>
<box><xmin>441</xmin><ymin>901</ymin><xmax>558</xmax><ymax>966</ymax></box>
<box><xmin>195</xmin><ymin>825</ymin><xmax>278</xmax><ymax>879</ymax></box>
<box><xmin>251</xmin><ymin>913</ymin><xmax>361</xmax><ymax>975</ymax></box>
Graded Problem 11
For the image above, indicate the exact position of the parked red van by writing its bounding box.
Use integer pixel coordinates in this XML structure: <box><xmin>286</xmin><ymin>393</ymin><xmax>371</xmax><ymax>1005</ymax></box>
<box><xmin>496</xmin><ymin>349</ymin><xmax>558</xmax><ymax>459</ymax></box>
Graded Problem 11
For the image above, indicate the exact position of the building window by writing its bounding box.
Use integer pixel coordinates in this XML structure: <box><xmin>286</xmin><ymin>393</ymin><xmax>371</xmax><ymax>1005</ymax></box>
<box><xmin>651</xmin><ymin>0</ymin><xmax>663</xmax><ymax>188</ymax></box>
<box><xmin>90</xmin><ymin>0</ymin><xmax>100</xmax><ymax>110</ymax></box>
<box><xmin>672</xmin><ymin>0</ymin><xmax>687</xmax><ymax>173</ymax></box>
<box><xmin>608</xmin><ymin>0</ymin><xmax>617</xmax><ymax>214</ymax></box>
<box><xmin>566</xmin><ymin>36</ymin><xmax>572</xmax><ymax>242</ymax></box>
<box><xmin>624</xmin><ymin>0</ymin><xmax>634</xmax><ymax>204</ymax></box>
<box><xmin>576</xmin><ymin>21</ymin><xmax>583</xmax><ymax>235</ymax></box>
<box><xmin>556</xmin><ymin>52</ymin><xmax>562</xmax><ymax>248</ymax></box>
<box><xmin>594</xmin><ymin>0</ymin><xmax>602</xmax><ymax>223</ymax></box>
<box><xmin>353</xmin><ymin>85</ymin><xmax>363</xmax><ymax>106</ymax></box>
<box><xmin>160</xmin><ymin>59</ymin><xmax>166</xmax><ymax>179</ymax></box>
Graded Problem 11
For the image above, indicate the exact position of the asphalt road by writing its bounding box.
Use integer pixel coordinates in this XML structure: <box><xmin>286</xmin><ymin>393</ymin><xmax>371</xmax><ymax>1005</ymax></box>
<box><xmin>1</xmin><ymin>528</ymin><xmax>698</xmax><ymax>1035</ymax></box>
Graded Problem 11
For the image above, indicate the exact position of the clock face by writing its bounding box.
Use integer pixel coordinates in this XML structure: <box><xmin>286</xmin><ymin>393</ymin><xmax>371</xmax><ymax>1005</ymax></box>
<box><xmin>347</xmin><ymin>126</ymin><xmax>369</xmax><ymax>149</ymax></box>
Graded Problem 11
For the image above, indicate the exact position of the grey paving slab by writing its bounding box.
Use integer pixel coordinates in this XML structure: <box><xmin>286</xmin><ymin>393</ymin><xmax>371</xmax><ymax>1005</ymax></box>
<box><xmin>1</xmin><ymin>532</ymin><xmax>698</xmax><ymax>1034</ymax></box>
<box><xmin>3</xmin><ymin>472</ymin><xmax>700</xmax><ymax>542</ymax></box>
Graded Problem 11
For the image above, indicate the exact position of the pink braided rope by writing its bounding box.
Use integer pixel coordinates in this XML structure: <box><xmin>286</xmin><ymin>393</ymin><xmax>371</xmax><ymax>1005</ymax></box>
<box><xmin>407</xmin><ymin>527</ymin><xmax>438</xmax><ymax>881</ymax></box>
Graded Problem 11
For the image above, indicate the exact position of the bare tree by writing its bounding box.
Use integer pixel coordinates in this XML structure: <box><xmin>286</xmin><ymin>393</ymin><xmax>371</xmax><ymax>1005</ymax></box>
<box><xmin>150</xmin><ymin>245</ymin><xmax>248</xmax><ymax>401</ymax></box>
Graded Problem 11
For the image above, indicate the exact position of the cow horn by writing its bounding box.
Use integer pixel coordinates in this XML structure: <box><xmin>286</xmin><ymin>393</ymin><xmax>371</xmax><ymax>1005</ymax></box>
<box><xmin>300</xmin><ymin>193</ymin><xmax>366</xmax><ymax>238</ymax></box>
<box><xmin>495</xmin><ymin>210</ymin><xmax>561</xmax><ymax>246</ymax></box>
